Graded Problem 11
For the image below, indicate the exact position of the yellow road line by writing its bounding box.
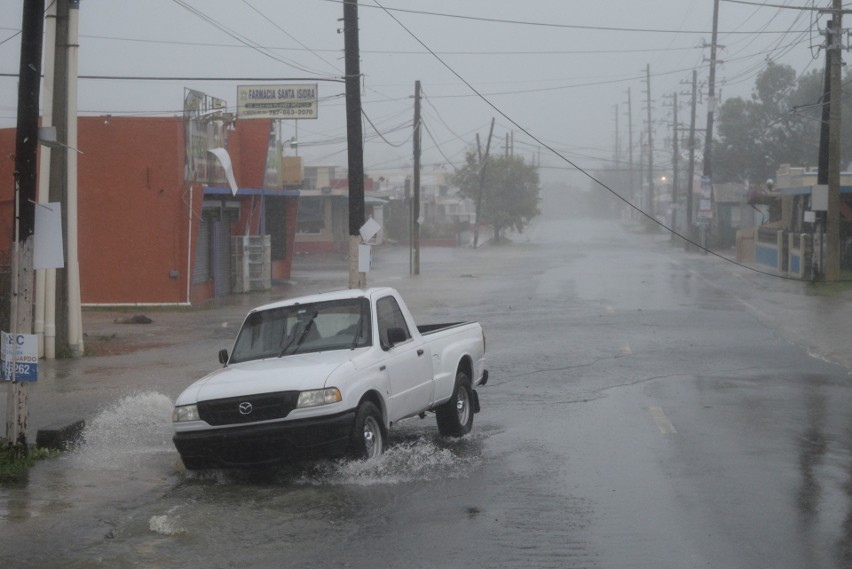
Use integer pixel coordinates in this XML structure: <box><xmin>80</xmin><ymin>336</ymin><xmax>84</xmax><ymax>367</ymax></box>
<box><xmin>649</xmin><ymin>406</ymin><xmax>677</xmax><ymax>434</ymax></box>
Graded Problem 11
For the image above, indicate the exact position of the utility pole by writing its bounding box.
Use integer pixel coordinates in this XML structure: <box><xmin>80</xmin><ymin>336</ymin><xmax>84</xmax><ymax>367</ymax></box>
<box><xmin>613</xmin><ymin>104</ymin><xmax>620</xmax><ymax>166</ymax></box>
<box><xmin>343</xmin><ymin>0</ymin><xmax>366</xmax><ymax>288</ymax></box>
<box><xmin>473</xmin><ymin>118</ymin><xmax>495</xmax><ymax>248</ymax></box>
<box><xmin>49</xmin><ymin>0</ymin><xmax>69</xmax><ymax>355</ymax></box>
<box><xmin>626</xmin><ymin>88</ymin><xmax>635</xmax><ymax>211</ymax></box>
<box><xmin>7</xmin><ymin>0</ymin><xmax>44</xmax><ymax>450</ymax></box>
<box><xmin>686</xmin><ymin>69</ymin><xmax>698</xmax><ymax>250</ymax></box>
<box><xmin>825</xmin><ymin>0</ymin><xmax>843</xmax><ymax>281</ymax></box>
<box><xmin>411</xmin><ymin>80</ymin><xmax>421</xmax><ymax>276</ymax></box>
<box><xmin>670</xmin><ymin>93</ymin><xmax>679</xmax><ymax>240</ymax></box>
<box><xmin>645</xmin><ymin>64</ymin><xmax>655</xmax><ymax>228</ymax></box>
<box><xmin>702</xmin><ymin>0</ymin><xmax>720</xmax><ymax>249</ymax></box>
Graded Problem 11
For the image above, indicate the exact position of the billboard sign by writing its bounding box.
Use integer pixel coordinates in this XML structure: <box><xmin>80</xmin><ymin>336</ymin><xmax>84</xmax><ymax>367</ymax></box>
<box><xmin>237</xmin><ymin>84</ymin><xmax>318</xmax><ymax>120</ymax></box>
<box><xmin>184</xmin><ymin>88</ymin><xmax>230</xmax><ymax>184</ymax></box>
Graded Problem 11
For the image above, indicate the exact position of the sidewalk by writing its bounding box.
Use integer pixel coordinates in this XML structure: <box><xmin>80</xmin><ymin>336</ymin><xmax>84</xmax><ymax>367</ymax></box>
<box><xmin>654</xmin><ymin>234</ymin><xmax>852</xmax><ymax>375</ymax></box>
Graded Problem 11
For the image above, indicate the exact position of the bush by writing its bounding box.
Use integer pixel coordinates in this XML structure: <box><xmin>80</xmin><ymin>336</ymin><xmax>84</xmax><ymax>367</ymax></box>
<box><xmin>0</xmin><ymin>442</ymin><xmax>59</xmax><ymax>483</ymax></box>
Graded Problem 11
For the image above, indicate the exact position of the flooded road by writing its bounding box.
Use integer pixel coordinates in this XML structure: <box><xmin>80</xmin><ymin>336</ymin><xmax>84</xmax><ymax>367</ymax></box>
<box><xmin>3</xmin><ymin>187</ymin><xmax>852</xmax><ymax>568</ymax></box>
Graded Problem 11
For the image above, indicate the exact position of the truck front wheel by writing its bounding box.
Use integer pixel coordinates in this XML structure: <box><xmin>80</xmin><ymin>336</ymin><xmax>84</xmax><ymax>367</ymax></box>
<box><xmin>436</xmin><ymin>371</ymin><xmax>473</xmax><ymax>437</ymax></box>
<box><xmin>350</xmin><ymin>402</ymin><xmax>385</xmax><ymax>460</ymax></box>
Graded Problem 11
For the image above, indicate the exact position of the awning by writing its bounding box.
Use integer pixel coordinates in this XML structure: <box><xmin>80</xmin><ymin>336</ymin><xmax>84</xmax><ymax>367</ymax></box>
<box><xmin>204</xmin><ymin>187</ymin><xmax>300</xmax><ymax>197</ymax></box>
<box><xmin>779</xmin><ymin>185</ymin><xmax>852</xmax><ymax>196</ymax></box>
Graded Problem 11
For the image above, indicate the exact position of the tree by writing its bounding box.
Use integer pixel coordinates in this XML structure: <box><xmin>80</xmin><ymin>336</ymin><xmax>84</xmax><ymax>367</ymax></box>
<box><xmin>452</xmin><ymin>150</ymin><xmax>541</xmax><ymax>241</ymax></box>
<box><xmin>713</xmin><ymin>62</ymin><xmax>852</xmax><ymax>184</ymax></box>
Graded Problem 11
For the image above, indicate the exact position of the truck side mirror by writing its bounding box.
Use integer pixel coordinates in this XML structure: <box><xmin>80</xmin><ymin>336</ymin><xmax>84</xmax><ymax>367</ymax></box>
<box><xmin>218</xmin><ymin>349</ymin><xmax>229</xmax><ymax>366</ymax></box>
<box><xmin>386</xmin><ymin>327</ymin><xmax>407</xmax><ymax>348</ymax></box>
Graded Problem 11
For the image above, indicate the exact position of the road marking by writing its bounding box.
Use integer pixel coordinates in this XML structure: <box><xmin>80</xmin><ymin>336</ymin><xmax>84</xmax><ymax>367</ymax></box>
<box><xmin>649</xmin><ymin>406</ymin><xmax>677</xmax><ymax>434</ymax></box>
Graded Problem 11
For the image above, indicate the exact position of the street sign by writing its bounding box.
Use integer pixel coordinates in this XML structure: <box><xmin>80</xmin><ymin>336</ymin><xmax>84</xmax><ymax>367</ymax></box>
<box><xmin>1</xmin><ymin>332</ymin><xmax>38</xmax><ymax>382</ymax></box>
<box><xmin>699</xmin><ymin>176</ymin><xmax>713</xmax><ymax>219</ymax></box>
<box><xmin>237</xmin><ymin>84</ymin><xmax>318</xmax><ymax>120</ymax></box>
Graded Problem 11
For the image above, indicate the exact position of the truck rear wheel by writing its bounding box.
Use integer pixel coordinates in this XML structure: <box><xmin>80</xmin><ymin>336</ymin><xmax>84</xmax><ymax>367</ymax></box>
<box><xmin>436</xmin><ymin>371</ymin><xmax>473</xmax><ymax>437</ymax></box>
<box><xmin>350</xmin><ymin>402</ymin><xmax>384</xmax><ymax>460</ymax></box>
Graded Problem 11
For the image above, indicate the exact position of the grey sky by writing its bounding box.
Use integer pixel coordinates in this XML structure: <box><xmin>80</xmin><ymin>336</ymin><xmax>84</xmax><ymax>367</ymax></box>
<box><xmin>0</xmin><ymin>0</ymin><xmax>824</xmax><ymax>186</ymax></box>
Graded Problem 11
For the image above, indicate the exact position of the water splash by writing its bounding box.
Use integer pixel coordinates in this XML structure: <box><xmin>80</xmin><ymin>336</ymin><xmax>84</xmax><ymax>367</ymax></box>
<box><xmin>73</xmin><ymin>391</ymin><xmax>174</xmax><ymax>469</ymax></box>
<box><xmin>301</xmin><ymin>433</ymin><xmax>483</xmax><ymax>486</ymax></box>
<box><xmin>149</xmin><ymin>506</ymin><xmax>186</xmax><ymax>535</ymax></box>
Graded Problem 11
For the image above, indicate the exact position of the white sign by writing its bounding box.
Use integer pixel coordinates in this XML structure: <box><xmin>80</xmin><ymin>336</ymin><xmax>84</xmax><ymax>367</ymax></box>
<box><xmin>1</xmin><ymin>332</ymin><xmax>38</xmax><ymax>382</ymax></box>
<box><xmin>358</xmin><ymin>244</ymin><xmax>372</xmax><ymax>274</ymax></box>
<box><xmin>699</xmin><ymin>176</ymin><xmax>713</xmax><ymax>219</ymax></box>
<box><xmin>812</xmin><ymin>185</ymin><xmax>828</xmax><ymax>211</ymax></box>
<box><xmin>237</xmin><ymin>84</ymin><xmax>318</xmax><ymax>120</ymax></box>
<box><xmin>359</xmin><ymin>218</ymin><xmax>382</xmax><ymax>243</ymax></box>
<box><xmin>34</xmin><ymin>202</ymin><xmax>65</xmax><ymax>270</ymax></box>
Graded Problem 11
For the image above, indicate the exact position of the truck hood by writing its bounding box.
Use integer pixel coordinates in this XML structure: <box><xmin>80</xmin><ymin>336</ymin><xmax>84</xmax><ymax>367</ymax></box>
<box><xmin>175</xmin><ymin>350</ymin><xmax>357</xmax><ymax>405</ymax></box>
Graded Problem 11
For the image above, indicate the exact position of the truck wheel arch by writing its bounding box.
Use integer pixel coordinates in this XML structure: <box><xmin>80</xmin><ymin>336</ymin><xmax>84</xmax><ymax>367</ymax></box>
<box><xmin>358</xmin><ymin>390</ymin><xmax>389</xmax><ymax>431</ymax></box>
<box><xmin>457</xmin><ymin>355</ymin><xmax>473</xmax><ymax>382</ymax></box>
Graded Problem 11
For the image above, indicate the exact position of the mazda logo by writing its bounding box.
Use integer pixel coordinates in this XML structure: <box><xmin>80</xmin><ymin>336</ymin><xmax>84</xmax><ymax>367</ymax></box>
<box><xmin>238</xmin><ymin>402</ymin><xmax>253</xmax><ymax>415</ymax></box>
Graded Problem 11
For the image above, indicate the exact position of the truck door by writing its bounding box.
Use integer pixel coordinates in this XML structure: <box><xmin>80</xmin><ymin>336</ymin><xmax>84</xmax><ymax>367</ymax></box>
<box><xmin>376</xmin><ymin>295</ymin><xmax>433</xmax><ymax>422</ymax></box>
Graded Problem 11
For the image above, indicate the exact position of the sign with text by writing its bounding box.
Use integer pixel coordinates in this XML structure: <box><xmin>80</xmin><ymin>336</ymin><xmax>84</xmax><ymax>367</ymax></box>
<box><xmin>237</xmin><ymin>84</ymin><xmax>318</xmax><ymax>120</ymax></box>
<box><xmin>1</xmin><ymin>332</ymin><xmax>38</xmax><ymax>381</ymax></box>
<box><xmin>699</xmin><ymin>176</ymin><xmax>713</xmax><ymax>219</ymax></box>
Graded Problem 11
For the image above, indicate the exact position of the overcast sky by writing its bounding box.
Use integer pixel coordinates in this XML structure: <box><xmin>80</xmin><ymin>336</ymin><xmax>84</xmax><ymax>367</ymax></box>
<box><xmin>0</xmin><ymin>0</ymin><xmax>828</xmax><ymax>188</ymax></box>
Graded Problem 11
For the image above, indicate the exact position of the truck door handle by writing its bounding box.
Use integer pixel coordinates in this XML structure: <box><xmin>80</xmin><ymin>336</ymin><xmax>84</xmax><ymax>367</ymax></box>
<box><xmin>417</xmin><ymin>349</ymin><xmax>425</xmax><ymax>356</ymax></box>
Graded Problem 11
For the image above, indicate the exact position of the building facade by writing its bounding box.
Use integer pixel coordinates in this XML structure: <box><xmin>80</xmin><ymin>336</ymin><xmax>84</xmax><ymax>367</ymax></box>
<box><xmin>0</xmin><ymin>116</ymin><xmax>299</xmax><ymax>305</ymax></box>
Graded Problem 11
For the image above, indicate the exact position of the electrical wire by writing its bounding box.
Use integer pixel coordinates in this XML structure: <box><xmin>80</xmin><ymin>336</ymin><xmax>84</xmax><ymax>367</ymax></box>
<box><xmin>362</xmin><ymin>109</ymin><xmax>413</xmax><ymax>147</ymax></box>
<box><xmin>371</xmin><ymin>0</ymin><xmax>845</xmax><ymax>283</ymax></box>
<box><xmin>170</xmin><ymin>0</ymin><xmax>336</xmax><ymax>78</ymax></box>
<box><xmin>321</xmin><ymin>0</ymin><xmax>809</xmax><ymax>34</ymax></box>
<box><xmin>241</xmin><ymin>0</ymin><xmax>342</xmax><ymax>76</ymax></box>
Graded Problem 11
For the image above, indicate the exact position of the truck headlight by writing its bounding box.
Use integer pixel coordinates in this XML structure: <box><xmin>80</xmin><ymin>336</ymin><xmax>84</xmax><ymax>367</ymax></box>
<box><xmin>172</xmin><ymin>404</ymin><xmax>200</xmax><ymax>422</ymax></box>
<box><xmin>297</xmin><ymin>388</ymin><xmax>342</xmax><ymax>408</ymax></box>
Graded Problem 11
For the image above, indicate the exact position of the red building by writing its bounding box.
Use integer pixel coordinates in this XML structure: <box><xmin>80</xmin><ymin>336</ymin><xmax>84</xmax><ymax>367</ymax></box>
<box><xmin>0</xmin><ymin>116</ymin><xmax>299</xmax><ymax>305</ymax></box>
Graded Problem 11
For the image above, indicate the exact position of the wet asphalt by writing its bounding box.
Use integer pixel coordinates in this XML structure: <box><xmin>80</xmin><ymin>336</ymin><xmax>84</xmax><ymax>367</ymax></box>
<box><xmin>2</xmin><ymin>186</ymin><xmax>852</xmax><ymax>568</ymax></box>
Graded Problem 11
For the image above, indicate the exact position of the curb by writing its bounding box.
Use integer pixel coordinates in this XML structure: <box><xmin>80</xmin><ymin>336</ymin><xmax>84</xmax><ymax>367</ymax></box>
<box><xmin>35</xmin><ymin>419</ymin><xmax>86</xmax><ymax>450</ymax></box>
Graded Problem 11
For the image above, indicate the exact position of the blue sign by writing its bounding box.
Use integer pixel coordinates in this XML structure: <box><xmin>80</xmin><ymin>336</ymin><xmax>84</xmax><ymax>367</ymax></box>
<box><xmin>1</xmin><ymin>332</ymin><xmax>38</xmax><ymax>382</ymax></box>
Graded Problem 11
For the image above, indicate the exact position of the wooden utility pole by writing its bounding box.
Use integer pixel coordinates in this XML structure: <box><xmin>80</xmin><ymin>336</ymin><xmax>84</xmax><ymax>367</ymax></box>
<box><xmin>702</xmin><ymin>0</ymin><xmax>720</xmax><ymax>249</ymax></box>
<box><xmin>626</xmin><ymin>88</ymin><xmax>635</xmax><ymax>208</ymax></box>
<box><xmin>671</xmin><ymin>93</ymin><xmax>679</xmax><ymax>240</ymax></box>
<box><xmin>343</xmin><ymin>0</ymin><xmax>366</xmax><ymax>289</ymax></box>
<box><xmin>645</xmin><ymin>64</ymin><xmax>654</xmax><ymax>228</ymax></box>
<box><xmin>686</xmin><ymin>70</ymin><xmax>698</xmax><ymax>250</ymax></box>
<box><xmin>6</xmin><ymin>0</ymin><xmax>44</xmax><ymax>450</ymax></box>
<box><xmin>473</xmin><ymin>118</ymin><xmax>495</xmax><ymax>248</ymax></box>
<box><xmin>825</xmin><ymin>1</ymin><xmax>843</xmax><ymax>281</ymax></box>
<box><xmin>411</xmin><ymin>80</ymin><xmax>421</xmax><ymax>275</ymax></box>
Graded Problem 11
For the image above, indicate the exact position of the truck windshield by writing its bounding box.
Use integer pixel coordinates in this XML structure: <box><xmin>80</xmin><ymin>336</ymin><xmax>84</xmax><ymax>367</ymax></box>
<box><xmin>229</xmin><ymin>298</ymin><xmax>372</xmax><ymax>364</ymax></box>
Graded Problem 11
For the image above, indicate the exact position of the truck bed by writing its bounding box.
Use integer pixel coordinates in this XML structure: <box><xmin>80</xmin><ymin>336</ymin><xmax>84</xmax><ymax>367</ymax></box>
<box><xmin>416</xmin><ymin>322</ymin><xmax>471</xmax><ymax>335</ymax></box>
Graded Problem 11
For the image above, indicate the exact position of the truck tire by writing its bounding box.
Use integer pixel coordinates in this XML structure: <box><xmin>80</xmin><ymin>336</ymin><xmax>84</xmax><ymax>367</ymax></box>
<box><xmin>350</xmin><ymin>402</ymin><xmax>385</xmax><ymax>460</ymax></box>
<box><xmin>436</xmin><ymin>371</ymin><xmax>474</xmax><ymax>437</ymax></box>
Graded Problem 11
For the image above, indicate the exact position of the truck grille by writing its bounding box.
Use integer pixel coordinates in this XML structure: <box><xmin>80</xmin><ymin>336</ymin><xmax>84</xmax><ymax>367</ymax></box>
<box><xmin>198</xmin><ymin>391</ymin><xmax>299</xmax><ymax>426</ymax></box>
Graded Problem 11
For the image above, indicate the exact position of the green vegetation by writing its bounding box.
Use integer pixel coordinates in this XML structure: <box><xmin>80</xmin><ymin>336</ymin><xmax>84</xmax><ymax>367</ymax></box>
<box><xmin>452</xmin><ymin>151</ymin><xmax>541</xmax><ymax>242</ymax></box>
<box><xmin>714</xmin><ymin>62</ymin><xmax>852</xmax><ymax>184</ymax></box>
<box><xmin>0</xmin><ymin>442</ymin><xmax>60</xmax><ymax>483</ymax></box>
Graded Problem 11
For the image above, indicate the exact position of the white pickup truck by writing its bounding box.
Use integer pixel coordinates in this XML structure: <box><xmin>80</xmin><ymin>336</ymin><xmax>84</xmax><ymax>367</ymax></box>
<box><xmin>172</xmin><ymin>287</ymin><xmax>488</xmax><ymax>470</ymax></box>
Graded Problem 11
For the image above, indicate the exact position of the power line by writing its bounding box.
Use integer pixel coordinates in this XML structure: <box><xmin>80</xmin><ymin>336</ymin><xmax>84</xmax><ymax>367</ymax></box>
<box><xmin>370</xmin><ymin>0</ymin><xmax>836</xmax><ymax>282</ymax></box>
<box><xmin>321</xmin><ymin>0</ymin><xmax>809</xmax><ymax>34</ymax></box>
<box><xmin>170</xmin><ymin>0</ymin><xmax>334</xmax><ymax>77</ymax></box>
